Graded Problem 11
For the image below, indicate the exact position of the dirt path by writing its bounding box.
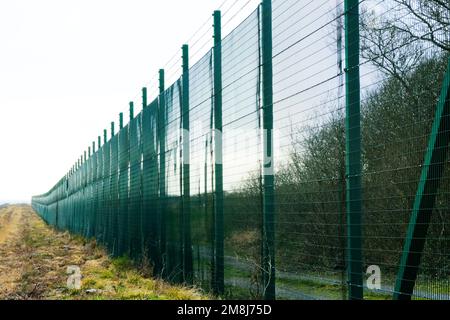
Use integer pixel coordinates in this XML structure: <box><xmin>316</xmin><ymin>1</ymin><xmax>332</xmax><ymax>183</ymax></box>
<box><xmin>0</xmin><ymin>204</ymin><xmax>91</xmax><ymax>299</ymax></box>
<box><xmin>0</xmin><ymin>205</ymin><xmax>23</xmax><ymax>243</ymax></box>
<box><xmin>0</xmin><ymin>205</ymin><xmax>28</xmax><ymax>297</ymax></box>
<box><xmin>0</xmin><ymin>205</ymin><xmax>205</xmax><ymax>300</ymax></box>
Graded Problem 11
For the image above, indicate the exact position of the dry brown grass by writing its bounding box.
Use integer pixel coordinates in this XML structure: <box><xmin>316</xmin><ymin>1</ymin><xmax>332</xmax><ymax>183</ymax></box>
<box><xmin>0</xmin><ymin>205</ymin><xmax>208</xmax><ymax>300</ymax></box>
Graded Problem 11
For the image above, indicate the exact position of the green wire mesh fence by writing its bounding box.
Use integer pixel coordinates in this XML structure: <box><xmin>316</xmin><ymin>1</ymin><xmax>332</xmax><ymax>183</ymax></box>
<box><xmin>32</xmin><ymin>0</ymin><xmax>450</xmax><ymax>300</ymax></box>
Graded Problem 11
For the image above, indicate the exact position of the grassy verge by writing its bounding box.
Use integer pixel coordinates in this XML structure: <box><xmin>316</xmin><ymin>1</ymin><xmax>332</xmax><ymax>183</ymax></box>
<box><xmin>0</xmin><ymin>206</ymin><xmax>207</xmax><ymax>300</ymax></box>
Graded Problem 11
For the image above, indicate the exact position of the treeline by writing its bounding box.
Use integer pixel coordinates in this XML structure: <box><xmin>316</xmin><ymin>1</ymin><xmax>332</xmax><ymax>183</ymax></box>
<box><xmin>264</xmin><ymin>54</ymin><xmax>449</xmax><ymax>277</ymax></box>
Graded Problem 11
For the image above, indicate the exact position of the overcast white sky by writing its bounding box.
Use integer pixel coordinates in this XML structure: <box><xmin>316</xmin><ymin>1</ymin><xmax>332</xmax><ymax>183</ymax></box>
<box><xmin>0</xmin><ymin>0</ymin><xmax>262</xmax><ymax>203</ymax></box>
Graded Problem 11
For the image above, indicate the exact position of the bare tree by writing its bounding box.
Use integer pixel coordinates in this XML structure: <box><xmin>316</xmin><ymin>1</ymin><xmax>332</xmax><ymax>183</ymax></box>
<box><xmin>391</xmin><ymin>0</ymin><xmax>450</xmax><ymax>52</ymax></box>
<box><xmin>361</xmin><ymin>0</ymin><xmax>449</xmax><ymax>89</ymax></box>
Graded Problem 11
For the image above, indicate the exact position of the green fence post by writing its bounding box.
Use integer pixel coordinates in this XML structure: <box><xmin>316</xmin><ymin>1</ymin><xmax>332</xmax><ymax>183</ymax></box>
<box><xmin>142</xmin><ymin>87</ymin><xmax>148</xmax><ymax>109</ymax></box>
<box><xmin>182</xmin><ymin>44</ymin><xmax>193</xmax><ymax>284</ymax></box>
<box><xmin>261</xmin><ymin>0</ymin><xmax>275</xmax><ymax>300</ymax></box>
<box><xmin>394</xmin><ymin>58</ymin><xmax>450</xmax><ymax>300</ymax></box>
<box><xmin>130</xmin><ymin>102</ymin><xmax>134</xmax><ymax>121</ymax></box>
<box><xmin>158</xmin><ymin>69</ymin><xmax>167</xmax><ymax>277</ymax></box>
<box><xmin>344</xmin><ymin>0</ymin><xmax>363</xmax><ymax>300</ymax></box>
<box><xmin>213</xmin><ymin>10</ymin><xmax>224</xmax><ymax>296</ymax></box>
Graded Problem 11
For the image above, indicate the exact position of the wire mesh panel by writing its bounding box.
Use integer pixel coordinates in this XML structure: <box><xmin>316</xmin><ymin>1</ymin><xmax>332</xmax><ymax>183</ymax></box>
<box><xmin>271</xmin><ymin>0</ymin><xmax>348</xmax><ymax>300</ymax></box>
<box><xmin>129</xmin><ymin>114</ymin><xmax>143</xmax><ymax>260</ymax></box>
<box><xmin>220</xmin><ymin>9</ymin><xmax>264</xmax><ymax>299</ymax></box>
<box><xmin>190</xmin><ymin>51</ymin><xmax>214</xmax><ymax>291</ymax></box>
<box><xmin>110</xmin><ymin>135</ymin><xmax>120</xmax><ymax>256</ymax></box>
<box><xmin>89</xmin><ymin>149</ymin><xmax>98</xmax><ymax>239</ymax></box>
<box><xmin>142</xmin><ymin>99</ymin><xmax>160</xmax><ymax>271</ymax></box>
<box><xmin>359</xmin><ymin>0</ymin><xmax>450</xmax><ymax>300</ymax></box>
<box><xmin>163</xmin><ymin>82</ymin><xmax>183</xmax><ymax>282</ymax></box>
<box><xmin>118</xmin><ymin>124</ymin><xmax>130</xmax><ymax>256</ymax></box>
<box><xmin>97</xmin><ymin>142</ymin><xmax>106</xmax><ymax>244</ymax></box>
<box><xmin>101</xmin><ymin>140</ymin><xmax>110</xmax><ymax>247</ymax></box>
<box><xmin>80</xmin><ymin>159</ymin><xmax>87</xmax><ymax>237</ymax></box>
<box><xmin>86</xmin><ymin>153</ymin><xmax>92</xmax><ymax>238</ymax></box>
